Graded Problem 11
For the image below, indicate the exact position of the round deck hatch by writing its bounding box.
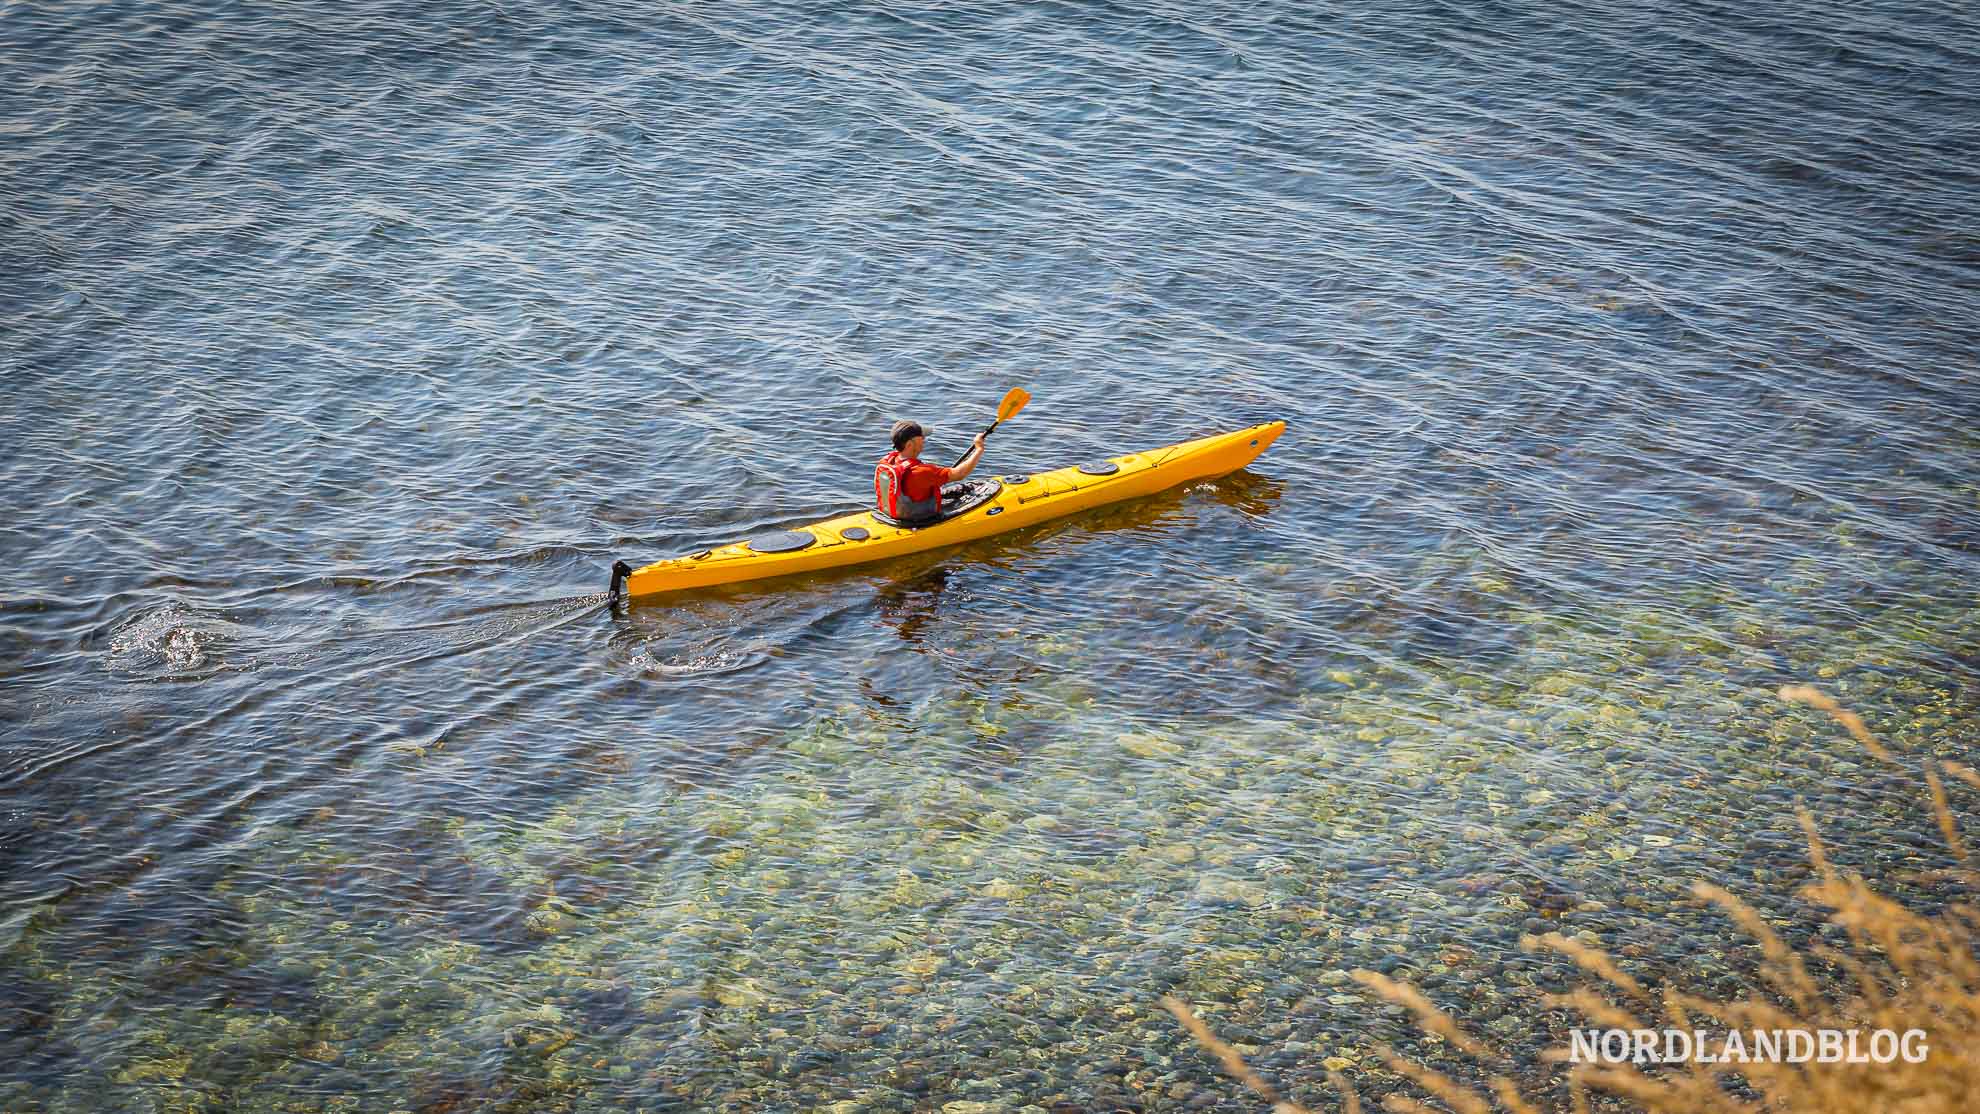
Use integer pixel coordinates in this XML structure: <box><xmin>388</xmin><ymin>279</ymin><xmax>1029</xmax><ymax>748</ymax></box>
<box><xmin>747</xmin><ymin>530</ymin><xmax>816</xmax><ymax>554</ymax></box>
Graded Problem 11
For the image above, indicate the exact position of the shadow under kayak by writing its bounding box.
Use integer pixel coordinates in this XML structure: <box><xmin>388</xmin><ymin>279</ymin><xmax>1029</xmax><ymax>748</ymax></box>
<box><xmin>609</xmin><ymin>420</ymin><xmax>1286</xmax><ymax>602</ymax></box>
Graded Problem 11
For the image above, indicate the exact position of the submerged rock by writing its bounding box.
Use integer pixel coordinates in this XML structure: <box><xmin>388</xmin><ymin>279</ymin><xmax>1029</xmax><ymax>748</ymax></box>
<box><xmin>1195</xmin><ymin>875</ymin><xmax>1271</xmax><ymax>907</ymax></box>
<box><xmin>1118</xmin><ymin>733</ymin><xmax>1183</xmax><ymax>759</ymax></box>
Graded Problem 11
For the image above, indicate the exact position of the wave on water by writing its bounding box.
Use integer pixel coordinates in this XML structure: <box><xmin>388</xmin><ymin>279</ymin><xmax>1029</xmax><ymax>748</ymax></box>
<box><xmin>630</xmin><ymin>646</ymin><xmax>772</xmax><ymax>677</ymax></box>
<box><xmin>104</xmin><ymin>602</ymin><xmax>254</xmax><ymax>680</ymax></box>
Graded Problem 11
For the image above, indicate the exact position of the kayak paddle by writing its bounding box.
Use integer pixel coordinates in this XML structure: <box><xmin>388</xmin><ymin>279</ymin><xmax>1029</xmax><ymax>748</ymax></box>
<box><xmin>955</xmin><ymin>387</ymin><xmax>1030</xmax><ymax>467</ymax></box>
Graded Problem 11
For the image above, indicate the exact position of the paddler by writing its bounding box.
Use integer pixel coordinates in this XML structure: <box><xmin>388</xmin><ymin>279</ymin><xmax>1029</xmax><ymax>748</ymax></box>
<box><xmin>874</xmin><ymin>420</ymin><xmax>986</xmax><ymax>524</ymax></box>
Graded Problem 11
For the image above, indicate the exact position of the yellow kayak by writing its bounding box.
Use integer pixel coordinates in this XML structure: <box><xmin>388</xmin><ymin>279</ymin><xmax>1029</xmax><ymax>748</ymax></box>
<box><xmin>609</xmin><ymin>420</ymin><xmax>1285</xmax><ymax>602</ymax></box>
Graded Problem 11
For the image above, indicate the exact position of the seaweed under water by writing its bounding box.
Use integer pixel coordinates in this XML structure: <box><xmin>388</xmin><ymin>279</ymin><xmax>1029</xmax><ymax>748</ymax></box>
<box><xmin>1167</xmin><ymin>690</ymin><xmax>1980</xmax><ymax>1114</ymax></box>
<box><xmin>3</xmin><ymin>569</ymin><xmax>1975</xmax><ymax>1113</ymax></box>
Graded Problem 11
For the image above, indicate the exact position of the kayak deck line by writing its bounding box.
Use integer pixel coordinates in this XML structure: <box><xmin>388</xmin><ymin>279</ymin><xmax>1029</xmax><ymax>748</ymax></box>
<box><xmin>608</xmin><ymin>420</ymin><xmax>1286</xmax><ymax>603</ymax></box>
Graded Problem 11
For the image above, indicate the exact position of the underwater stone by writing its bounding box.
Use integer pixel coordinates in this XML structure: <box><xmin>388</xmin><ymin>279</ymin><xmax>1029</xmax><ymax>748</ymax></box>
<box><xmin>1118</xmin><ymin>734</ymin><xmax>1183</xmax><ymax>758</ymax></box>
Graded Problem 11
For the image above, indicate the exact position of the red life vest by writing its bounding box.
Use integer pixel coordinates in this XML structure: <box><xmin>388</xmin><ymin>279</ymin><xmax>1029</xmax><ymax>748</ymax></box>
<box><xmin>874</xmin><ymin>451</ymin><xmax>943</xmax><ymax>522</ymax></box>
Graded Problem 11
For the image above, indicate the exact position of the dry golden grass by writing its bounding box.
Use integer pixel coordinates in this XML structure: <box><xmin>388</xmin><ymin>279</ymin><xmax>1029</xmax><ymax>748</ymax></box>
<box><xmin>1162</xmin><ymin>995</ymin><xmax>1346</xmax><ymax>1114</ymax></box>
<box><xmin>1166</xmin><ymin>685</ymin><xmax>1980</xmax><ymax>1114</ymax></box>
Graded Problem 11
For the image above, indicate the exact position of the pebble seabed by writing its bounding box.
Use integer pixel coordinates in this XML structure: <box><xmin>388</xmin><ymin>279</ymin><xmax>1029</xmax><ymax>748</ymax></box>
<box><xmin>3</xmin><ymin>557</ymin><xmax>1975</xmax><ymax>1114</ymax></box>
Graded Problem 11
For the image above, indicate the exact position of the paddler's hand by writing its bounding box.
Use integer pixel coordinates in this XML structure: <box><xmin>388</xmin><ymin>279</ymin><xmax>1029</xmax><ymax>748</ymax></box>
<box><xmin>950</xmin><ymin>431</ymin><xmax>991</xmax><ymax>481</ymax></box>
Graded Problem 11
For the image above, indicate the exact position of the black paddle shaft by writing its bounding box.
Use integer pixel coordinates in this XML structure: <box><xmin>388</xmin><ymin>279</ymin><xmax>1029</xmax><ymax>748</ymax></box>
<box><xmin>952</xmin><ymin>419</ymin><xmax>1000</xmax><ymax>469</ymax></box>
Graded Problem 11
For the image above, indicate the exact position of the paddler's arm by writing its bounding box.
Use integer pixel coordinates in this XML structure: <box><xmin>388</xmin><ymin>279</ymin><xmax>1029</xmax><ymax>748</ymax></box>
<box><xmin>947</xmin><ymin>433</ymin><xmax>988</xmax><ymax>482</ymax></box>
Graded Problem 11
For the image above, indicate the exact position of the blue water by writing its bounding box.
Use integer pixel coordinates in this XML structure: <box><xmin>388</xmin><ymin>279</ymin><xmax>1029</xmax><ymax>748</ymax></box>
<box><xmin>4</xmin><ymin>1</ymin><xmax>1979</xmax><ymax>1110</ymax></box>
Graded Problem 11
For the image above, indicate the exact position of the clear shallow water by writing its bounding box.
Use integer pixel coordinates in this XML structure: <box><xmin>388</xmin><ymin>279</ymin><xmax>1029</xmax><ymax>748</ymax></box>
<box><xmin>4</xmin><ymin>0</ymin><xmax>1979</xmax><ymax>1110</ymax></box>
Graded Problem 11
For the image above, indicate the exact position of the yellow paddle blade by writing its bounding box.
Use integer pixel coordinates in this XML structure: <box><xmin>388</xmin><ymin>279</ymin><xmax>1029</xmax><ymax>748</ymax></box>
<box><xmin>996</xmin><ymin>387</ymin><xmax>1031</xmax><ymax>422</ymax></box>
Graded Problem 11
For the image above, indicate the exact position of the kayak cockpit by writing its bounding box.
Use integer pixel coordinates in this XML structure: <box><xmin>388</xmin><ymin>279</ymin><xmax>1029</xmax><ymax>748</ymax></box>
<box><xmin>871</xmin><ymin>478</ymin><xmax>1002</xmax><ymax>529</ymax></box>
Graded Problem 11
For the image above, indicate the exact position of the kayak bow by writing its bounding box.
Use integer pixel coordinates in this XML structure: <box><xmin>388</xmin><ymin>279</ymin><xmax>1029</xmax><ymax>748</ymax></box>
<box><xmin>611</xmin><ymin>420</ymin><xmax>1285</xmax><ymax>602</ymax></box>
